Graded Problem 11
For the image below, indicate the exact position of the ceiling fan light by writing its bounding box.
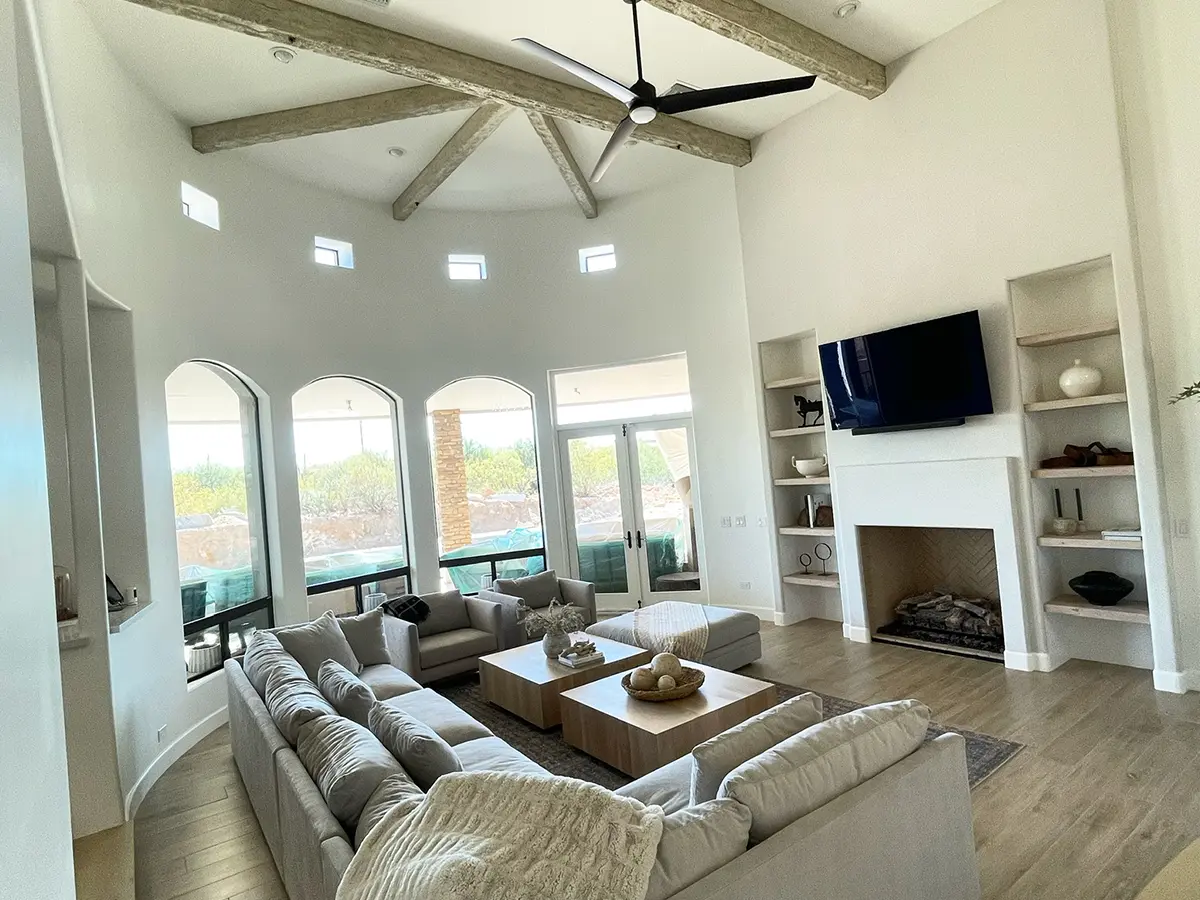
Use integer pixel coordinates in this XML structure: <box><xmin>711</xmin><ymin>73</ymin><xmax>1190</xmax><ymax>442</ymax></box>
<box><xmin>629</xmin><ymin>106</ymin><xmax>657</xmax><ymax>125</ymax></box>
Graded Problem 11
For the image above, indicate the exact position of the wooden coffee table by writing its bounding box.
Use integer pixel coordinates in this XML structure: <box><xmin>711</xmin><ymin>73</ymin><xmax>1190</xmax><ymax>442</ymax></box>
<box><xmin>559</xmin><ymin>663</ymin><xmax>778</xmax><ymax>777</ymax></box>
<box><xmin>478</xmin><ymin>636</ymin><xmax>653</xmax><ymax>729</ymax></box>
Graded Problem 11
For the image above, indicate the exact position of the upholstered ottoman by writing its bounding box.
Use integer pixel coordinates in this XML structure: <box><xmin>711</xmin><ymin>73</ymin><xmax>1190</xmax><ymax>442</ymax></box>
<box><xmin>585</xmin><ymin>602</ymin><xmax>762</xmax><ymax>670</ymax></box>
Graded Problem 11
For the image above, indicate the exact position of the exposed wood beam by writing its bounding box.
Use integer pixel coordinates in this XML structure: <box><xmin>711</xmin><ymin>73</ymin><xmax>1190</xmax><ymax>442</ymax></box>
<box><xmin>121</xmin><ymin>0</ymin><xmax>751</xmax><ymax>167</ymax></box>
<box><xmin>392</xmin><ymin>102</ymin><xmax>512</xmax><ymax>221</ymax></box>
<box><xmin>191</xmin><ymin>85</ymin><xmax>480</xmax><ymax>152</ymax></box>
<box><xmin>642</xmin><ymin>0</ymin><xmax>886</xmax><ymax>99</ymax></box>
<box><xmin>525</xmin><ymin>112</ymin><xmax>598</xmax><ymax>220</ymax></box>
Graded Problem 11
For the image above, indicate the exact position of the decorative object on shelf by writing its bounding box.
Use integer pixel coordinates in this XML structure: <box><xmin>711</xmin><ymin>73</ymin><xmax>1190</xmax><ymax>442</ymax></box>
<box><xmin>1040</xmin><ymin>442</ymin><xmax>1134</xmax><ymax>469</ymax></box>
<box><xmin>1101</xmin><ymin>526</ymin><xmax>1142</xmax><ymax>543</ymax></box>
<box><xmin>1051</xmin><ymin>489</ymin><xmax>1078</xmax><ymax>535</ymax></box>
<box><xmin>794</xmin><ymin>395</ymin><xmax>824</xmax><ymax>427</ymax></box>
<box><xmin>518</xmin><ymin>597</ymin><xmax>585</xmax><ymax>658</ymax></box>
<box><xmin>1059</xmin><ymin>359</ymin><xmax>1103</xmax><ymax>399</ymax></box>
<box><xmin>1074</xmin><ymin>488</ymin><xmax>1087</xmax><ymax>532</ymax></box>
<box><xmin>53</xmin><ymin>566</ymin><xmax>74</xmax><ymax>621</ymax></box>
<box><xmin>106</xmin><ymin>575</ymin><xmax>127</xmax><ymax>612</ymax></box>
<box><xmin>790</xmin><ymin>454</ymin><xmax>828</xmax><ymax>477</ymax></box>
<box><xmin>1088</xmin><ymin>442</ymin><xmax>1134</xmax><ymax>467</ymax></box>
<box><xmin>798</xmin><ymin>552</ymin><xmax>813</xmax><ymax>575</ymax></box>
<box><xmin>814</xmin><ymin>504</ymin><xmax>835</xmax><ymax>528</ymax></box>
<box><xmin>622</xmin><ymin>664</ymin><xmax>705</xmax><ymax>702</ymax></box>
<box><xmin>814</xmin><ymin>542</ymin><xmax>833</xmax><ymax>575</ymax></box>
<box><xmin>1068</xmin><ymin>570</ymin><xmax>1134</xmax><ymax>606</ymax></box>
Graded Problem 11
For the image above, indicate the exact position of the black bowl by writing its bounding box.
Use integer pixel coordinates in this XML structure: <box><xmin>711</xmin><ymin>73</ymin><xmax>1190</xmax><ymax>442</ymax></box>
<box><xmin>1068</xmin><ymin>571</ymin><xmax>1134</xmax><ymax>606</ymax></box>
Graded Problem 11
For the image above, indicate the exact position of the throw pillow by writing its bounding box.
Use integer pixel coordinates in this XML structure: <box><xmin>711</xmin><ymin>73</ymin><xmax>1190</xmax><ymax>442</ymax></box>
<box><xmin>317</xmin><ymin>660</ymin><xmax>376</xmax><ymax>727</ymax></box>
<box><xmin>494</xmin><ymin>569</ymin><xmax>560</xmax><ymax>609</ymax></box>
<box><xmin>718</xmin><ymin>699</ymin><xmax>931</xmax><ymax>843</ymax></box>
<box><xmin>645</xmin><ymin>799</ymin><xmax>752</xmax><ymax>900</ymax></box>
<box><xmin>415</xmin><ymin>590</ymin><xmax>470</xmax><ymax>639</ymax></box>
<box><xmin>336</xmin><ymin>608</ymin><xmax>391</xmax><ymax>667</ymax></box>
<box><xmin>353</xmin><ymin>772</ymin><xmax>424</xmax><ymax>849</ymax></box>
<box><xmin>690</xmin><ymin>693</ymin><xmax>824</xmax><ymax>804</ymax></box>
<box><xmin>273</xmin><ymin>611</ymin><xmax>361</xmax><ymax>681</ymax></box>
<box><xmin>381</xmin><ymin>594</ymin><xmax>430</xmax><ymax>625</ymax></box>
<box><xmin>242</xmin><ymin>631</ymin><xmax>299</xmax><ymax>698</ymax></box>
<box><xmin>265</xmin><ymin>666</ymin><xmax>338</xmax><ymax>745</ymax></box>
<box><xmin>367</xmin><ymin>701</ymin><xmax>462</xmax><ymax>790</ymax></box>
<box><xmin>296</xmin><ymin>715</ymin><xmax>406</xmax><ymax>832</ymax></box>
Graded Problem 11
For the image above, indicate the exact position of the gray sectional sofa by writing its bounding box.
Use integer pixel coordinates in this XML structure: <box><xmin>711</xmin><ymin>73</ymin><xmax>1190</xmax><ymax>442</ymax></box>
<box><xmin>228</xmin><ymin>613</ymin><xmax>981</xmax><ymax>900</ymax></box>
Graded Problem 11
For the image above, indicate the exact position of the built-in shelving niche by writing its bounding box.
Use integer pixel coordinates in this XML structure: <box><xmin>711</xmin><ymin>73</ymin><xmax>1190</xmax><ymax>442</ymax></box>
<box><xmin>759</xmin><ymin>330</ymin><xmax>841</xmax><ymax>624</ymax></box>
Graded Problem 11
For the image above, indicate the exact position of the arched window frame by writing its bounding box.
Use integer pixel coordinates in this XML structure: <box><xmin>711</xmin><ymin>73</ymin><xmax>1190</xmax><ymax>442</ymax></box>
<box><xmin>167</xmin><ymin>360</ymin><xmax>274</xmax><ymax>682</ymax></box>
<box><xmin>292</xmin><ymin>376</ymin><xmax>413</xmax><ymax>615</ymax></box>
<box><xmin>425</xmin><ymin>376</ymin><xmax>547</xmax><ymax>593</ymax></box>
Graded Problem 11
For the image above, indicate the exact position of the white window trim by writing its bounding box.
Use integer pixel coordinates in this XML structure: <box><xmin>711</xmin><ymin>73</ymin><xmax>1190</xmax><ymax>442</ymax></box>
<box><xmin>315</xmin><ymin>236</ymin><xmax>355</xmax><ymax>269</ymax></box>
<box><xmin>181</xmin><ymin>182</ymin><xmax>220</xmax><ymax>231</ymax></box>
<box><xmin>579</xmin><ymin>244</ymin><xmax>616</xmax><ymax>274</ymax></box>
<box><xmin>448</xmin><ymin>253</ymin><xmax>487</xmax><ymax>281</ymax></box>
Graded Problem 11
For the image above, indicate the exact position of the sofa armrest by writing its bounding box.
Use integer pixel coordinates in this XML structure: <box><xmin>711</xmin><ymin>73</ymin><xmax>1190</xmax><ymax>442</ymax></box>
<box><xmin>560</xmin><ymin>578</ymin><xmax>598</xmax><ymax>626</ymax></box>
<box><xmin>380</xmin><ymin>615</ymin><xmax>420</xmax><ymax>676</ymax></box>
<box><xmin>465</xmin><ymin>594</ymin><xmax>503</xmax><ymax>640</ymax></box>
<box><xmin>479</xmin><ymin>589</ymin><xmax>525</xmax><ymax>649</ymax></box>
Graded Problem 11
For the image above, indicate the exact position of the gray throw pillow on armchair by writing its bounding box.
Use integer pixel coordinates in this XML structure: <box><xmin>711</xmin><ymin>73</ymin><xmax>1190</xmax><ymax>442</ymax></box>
<box><xmin>416</xmin><ymin>590</ymin><xmax>471</xmax><ymax>638</ymax></box>
<box><xmin>494</xmin><ymin>569</ymin><xmax>560</xmax><ymax>609</ymax></box>
<box><xmin>367</xmin><ymin>701</ymin><xmax>462</xmax><ymax>790</ymax></box>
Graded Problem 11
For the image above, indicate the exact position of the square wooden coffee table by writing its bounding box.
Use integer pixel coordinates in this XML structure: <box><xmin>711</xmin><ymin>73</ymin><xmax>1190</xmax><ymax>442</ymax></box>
<box><xmin>478</xmin><ymin>636</ymin><xmax>653</xmax><ymax>729</ymax></box>
<box><xmin>559</xmin><ymin>663</ymin><xmax>778</xmax><ymax>777</ymax></box>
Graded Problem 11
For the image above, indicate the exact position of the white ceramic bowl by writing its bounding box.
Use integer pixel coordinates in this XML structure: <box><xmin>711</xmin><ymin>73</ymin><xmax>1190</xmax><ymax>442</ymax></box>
<box><xmin>791</xmin><ymin>456</ymin><xmax>828</xmax><ymax>478</ymax></box>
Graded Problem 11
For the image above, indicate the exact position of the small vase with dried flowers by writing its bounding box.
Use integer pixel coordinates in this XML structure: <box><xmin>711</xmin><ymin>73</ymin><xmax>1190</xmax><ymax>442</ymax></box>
<box><xmin>518</xmin><ymin>597</ymin><xmax>585</xmax><ymax>659</ymax></box>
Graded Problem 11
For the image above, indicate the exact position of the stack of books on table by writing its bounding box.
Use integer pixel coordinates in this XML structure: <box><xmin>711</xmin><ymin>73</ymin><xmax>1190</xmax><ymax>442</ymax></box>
<box><xmin>558</xmin><ymin>651</ymin><xmax>605</xmax><ymax>669</ymax></box>
<box><xmin>1101</xmin><ymin>526</ymin><xmax>1142</xmax><ymax>543</ymax></box>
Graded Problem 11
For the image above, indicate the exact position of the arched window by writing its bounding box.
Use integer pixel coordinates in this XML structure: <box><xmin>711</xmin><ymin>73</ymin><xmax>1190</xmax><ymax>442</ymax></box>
<box><xmin>166</xmin><ymin>361</ymin><xmax>272</xmax><ymax>681</ymax></box>
<box><xmin>426</xmin><ymin>378</ymin><xmax>545</xmax><ymax>592</ymax></box>
<box><xmin>293</xmin><ymin>377</ymin><xmax>410</xmax><ymax>618</ymax></box>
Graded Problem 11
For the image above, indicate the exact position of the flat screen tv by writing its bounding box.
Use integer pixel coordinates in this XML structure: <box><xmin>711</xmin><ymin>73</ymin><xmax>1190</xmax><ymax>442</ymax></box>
<box><xmin>819</xmin><ymin>310</ymin><xmax>994</xmax><ymax>434</ymax></box>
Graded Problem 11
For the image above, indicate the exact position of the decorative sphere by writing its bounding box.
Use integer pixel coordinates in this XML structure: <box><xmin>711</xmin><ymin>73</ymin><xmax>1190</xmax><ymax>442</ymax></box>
<box><xmin>629</xmin><ymin>667</ymin><xmax>658</xmax><ymax>691</ymax></box>
<box><xmin>650</xmin><ymin>653</ymin><xmax>683</xmax><ymax>679</ymax></box>
<box><xmin>657</xmin><ymin>675</ymin><xmax>677</xmax><ymax>691</ymax></box>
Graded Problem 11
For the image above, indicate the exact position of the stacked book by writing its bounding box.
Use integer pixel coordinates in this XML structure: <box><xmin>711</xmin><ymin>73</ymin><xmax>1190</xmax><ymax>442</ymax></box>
<box><xmin>1101</xmin><ymin>526</ymin><xmax>1142</xmax><ymax>543</ymax></box>
<box><xmin>558</xmin><ymin>651</ymin><xmax>605</xmax><ymax>669</ymax></box>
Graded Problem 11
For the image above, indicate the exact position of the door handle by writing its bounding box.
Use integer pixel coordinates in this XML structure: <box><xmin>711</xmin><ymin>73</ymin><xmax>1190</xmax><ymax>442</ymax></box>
<box><xmin>626</xmin><ymin>530</ymin><xmax>633</xmax><ymax>549</ymax></box>
<box><xmin>636</xmin><ymin>529</ymin><xmax>644</xmax><ymax>549</ymax></box>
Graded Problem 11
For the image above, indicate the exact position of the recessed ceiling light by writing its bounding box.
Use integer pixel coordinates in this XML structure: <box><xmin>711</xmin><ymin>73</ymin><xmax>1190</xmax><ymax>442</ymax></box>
<box><xmin>387</xmin><ymin>146</ymin><xmax>407</xmax><ymax>158</ymax></box>
<box><xmin>271</xmin><ymin>46</ymin><xmax>296</xmax><ymax>64</ymax></box>
<box><xmin>834</xmin><ymin>1</ymin><xmax>860</xmax><ymax>18</ymax></box>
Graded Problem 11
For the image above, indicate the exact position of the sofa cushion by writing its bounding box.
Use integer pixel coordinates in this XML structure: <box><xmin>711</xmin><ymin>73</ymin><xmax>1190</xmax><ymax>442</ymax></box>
<box><xmin>690</xmin><ymin>693</ymin><xmax>824</xmax><ymax>804</ymax></box>
<box><xmin>383</xmin><ymin>688</ymin><xmax>492</xmax><ymax>747</ymax></box>
<box><xmin>296</xmin><ymin>714</ymin><xmax>405</xmax><ymax>832</ymax></box>
<box><xmin>273</xmin><ymin>611</ymin><xmax>361</xmax><ymax>680</ymax></box>
<box><xmin>353</xmin><ymin>772</ymin><xmax>424</xmax><ymax>849</ymax></box>
<box><xmin>613</xmin><ymin>754</ymin><xmax>693</xmax><ymax>816</ymax></box>
<box><xmin>265</xmin><ymin>667</ymin><xmax>338</xmax><ymax>746</ymax></box>
<box><xmin>494</xmin><ymin>568</ymin><xmax>560</xmax><ymax>609</ymax></box>
<box><xmin>317</xmin><ymin>660</ymin><xmax>375</xmax><ymax>727</ymax></box>
<box><xmin>453</xmin><ymin>736</ymin><xmax>550</xmax><ymax>777</ymax></box>
<box><xmin>719</xmin><ymin>699</ymin><xmax>931</xmax><ymax>843</ymax></box>
<box><xmin>359</xmin><ymin>664</ymin><xmax>422</xmax><ymax>701</ymax></box>
<box><xmin>418</xmin><ymin>627</ymin><xmax>496</xmax><ymax>670</ymax></box>
<box><xmin>243</xmin><ymin>631</ymin><xmax>299</xmax><ymax>698</ymax></box>
<box><xmin>416</xmin><ymin>590</ymin><xmax>471</xmax><ymax>638</ymax></box>
<box><xmin>646</xmin><ymin>799</ymin><xmax>752</xmax><ymax>900</ymax></box>
<box><xmin>367</xmin><ymin>702</ymin><xmax>462</xmax><ymax>791</ymax></box>
<box><xmin>336</xmin><ymin>608</ymin><xmax>390</xmax><ymax>667</ymax></box>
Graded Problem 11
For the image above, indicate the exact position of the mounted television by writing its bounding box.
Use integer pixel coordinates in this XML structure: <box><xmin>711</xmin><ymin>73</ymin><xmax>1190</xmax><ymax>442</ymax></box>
<box><xmin>819</xmin><ymin>310</ymin><xmax>993</xmax><ymax>435</ymax></box>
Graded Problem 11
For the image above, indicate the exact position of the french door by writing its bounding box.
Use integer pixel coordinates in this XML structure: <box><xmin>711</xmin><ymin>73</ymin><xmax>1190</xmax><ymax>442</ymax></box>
<box><xmin>559</xmin><ymin>419</ymin><xmax>705</xmax><ymax>612</ymax></box>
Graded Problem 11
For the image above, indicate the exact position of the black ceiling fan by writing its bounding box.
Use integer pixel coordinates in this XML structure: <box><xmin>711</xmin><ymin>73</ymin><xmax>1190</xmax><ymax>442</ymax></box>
<box><xmin>514</xmin><ymin>0</ymin><xmax>817</xmax><ymax>182</ymax></box>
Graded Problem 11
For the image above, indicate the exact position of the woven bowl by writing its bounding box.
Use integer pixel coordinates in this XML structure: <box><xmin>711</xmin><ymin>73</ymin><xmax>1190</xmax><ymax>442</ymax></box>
<box><xmin>622</xmin><ymin>666</ymin><xmax>705</xmax><ymax>702</ymax></box>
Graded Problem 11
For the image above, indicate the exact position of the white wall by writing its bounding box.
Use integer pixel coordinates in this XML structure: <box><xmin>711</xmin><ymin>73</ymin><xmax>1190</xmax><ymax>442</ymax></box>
<box><xmin>0</xmin><ymin>0</ymin><xmax>77</xmax><ymax>893</ymax></box>
<box><xmin>31</xmin><ymin>0</ymin><xmax>773</xmax><ymax>808</ymax></box>
<box><xmin>734</xmin><ymin>0</ymin><xmax>1174</xmax><ymax>673</ymax></box>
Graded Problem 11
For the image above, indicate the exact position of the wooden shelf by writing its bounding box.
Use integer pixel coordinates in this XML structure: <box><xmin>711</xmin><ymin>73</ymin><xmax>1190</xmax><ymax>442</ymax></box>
<box><xmin>779</xmin><ymin>526</ymin><xmax>836</xmax><ymax>537</ymax></box>
<box><xmin>1017</xmin><ymin>323</ymin><xmax>1120</xmax><ymax>348</ymax></box>
<box><xmin>1045</xmin><ymin>595</ymin><xmax>1149</xmax><ymax>625</ymax></box>
<box><xmin>774</xmin><ymin>476</ymin><xmax>831</xmax><ymax>486</ymax></box>
<box><xmin>1024</xmin><ymin>392</ymin><xmax>1127</xmax><ymax>413</ymax></box>
<box><xmin>1032</xmin><ymin>465</ymin><xmax>1135</xmax><ymax>480</ymax></box>
<box><xmin>782</xmin><ymin>572</ymin><xmax>840</xmax><ymax>589</ymax></box>
<box><xmin>1038</xmin><ymin>532</ymin><xmax>1143</xmax><ymax>551</ymax></box>
<box><xmin>769</xmin><ymin>426</ymin><xmax>825</xmax><ymax>439</ymax></box>
<box><xmin>765</xmin><ymin>374</ymin><xmax>821</xmax><ymax>390</ymax></box>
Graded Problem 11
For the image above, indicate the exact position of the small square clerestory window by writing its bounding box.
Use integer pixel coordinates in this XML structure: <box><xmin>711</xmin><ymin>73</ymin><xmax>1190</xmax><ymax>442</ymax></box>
<box><xmin>315</xmin><ymin>237</ymin><xmax>354</xmax><ymax>269</ymax></box>
<box><xmin>579</xmin><ymin>244</ymin><xmax>616</xmax><ymax>274</ymax></box>
<box><xmin>181</xmin><ymin>182</ymin><xmax>220</xmax><ymax>230</ymax></box>
<box><xmin>448</xmin><ymin>253</ymin><xmax>487</xmax><ymax>281</ymax></box>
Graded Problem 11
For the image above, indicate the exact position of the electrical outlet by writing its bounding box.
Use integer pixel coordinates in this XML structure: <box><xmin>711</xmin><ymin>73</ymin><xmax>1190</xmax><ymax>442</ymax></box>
<box><xmin>735</xmin><ymin>516</ymin><xmax>747</xmax><ymax>528</ymax></box>
<box><xmin>757</xmin><ymin>517</ymin><xmax>767</xmax><ymax>527</ymax></box>
<box><xmin>157</xmin><ymin>725</ymin><xmax>167</xmax><ymax>744</ymax></box>
<box><xmin>739</xmin><ymin>581</ymin><xmax>752</xmax><ymax>590</ymax></box>
<box><xmin>719</xmin><ymin>516</ymin><xmax>732</xmax><ymax>528</ymax></box>
<box><xmin>1175</xmin><ymin>518</ymin><xmax>1190</xmax><ymax>539</ymax></box>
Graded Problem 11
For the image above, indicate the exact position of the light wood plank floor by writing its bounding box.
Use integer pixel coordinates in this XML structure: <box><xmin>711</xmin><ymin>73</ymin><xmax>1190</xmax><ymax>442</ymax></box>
<box><xmin>135</xmin><ymin>620</ymin><xmax>1200</xmax><ymax>900</ymax></box>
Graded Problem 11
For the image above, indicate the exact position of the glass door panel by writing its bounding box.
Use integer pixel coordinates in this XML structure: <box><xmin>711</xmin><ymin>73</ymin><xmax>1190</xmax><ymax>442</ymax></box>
<box><xmin>632</xmin><ymin>425</ymin><xmax>703</xmax><ymax>599</ymax></box>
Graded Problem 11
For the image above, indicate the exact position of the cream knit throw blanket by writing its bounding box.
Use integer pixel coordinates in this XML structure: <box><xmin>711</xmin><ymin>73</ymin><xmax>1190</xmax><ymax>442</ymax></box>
<box><xmin>632</xmin><ymin>601</ymin><xmax>710</xmax><ymax>661</ymax></box>
<box><xmin>338</xmin><ymin>772</ymin><xmax>664</xmax><ymax>900</ymax></box>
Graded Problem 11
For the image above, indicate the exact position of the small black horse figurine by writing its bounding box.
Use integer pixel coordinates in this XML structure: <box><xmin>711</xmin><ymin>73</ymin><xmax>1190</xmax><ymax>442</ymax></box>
<box><xmin>794</xmin><ymin>395</ymin><xmax>824</xmax><ymax>427</ymax></box>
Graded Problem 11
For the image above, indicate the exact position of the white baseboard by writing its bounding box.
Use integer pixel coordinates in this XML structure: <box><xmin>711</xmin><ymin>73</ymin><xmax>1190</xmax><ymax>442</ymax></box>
<box><xmin>1153</xmin><ymin>668</ymin><xmax>1191</xmax><ymax>694</ymax></box>
<box><xmin>125</xmin><ymin>705</ymin><xmax>229</xmax><ymax>820</ymax></box>
<box><xmin>843</xmin><ymin>624</ymin><xmax>871</xmax><ymax>643</ymax></box>
<box><xmin>774</xmin><ymin>609</ymin><xmax>804</xmax><ymax>627</ymax></box>
<box><xmin>713</xmin><ymin>604</ymin><xmax>773</xmax><ymax>622</ymax></box>
<box><xmin>1003</xmin><ymin>650</ymin><xmax>1056</xmax><ymax>673</ymax></box>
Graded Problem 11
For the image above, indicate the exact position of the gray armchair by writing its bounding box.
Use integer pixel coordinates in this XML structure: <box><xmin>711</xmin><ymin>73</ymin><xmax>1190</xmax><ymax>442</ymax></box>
<box><xmin>380</xmin><ymin>589</ymin><xmax>502</xmax><ymax>684</ymax></box>
<box><xmin>479</xmin><ymin>570</ymin><xmax>597</xmax><ymax>650</ymax></box>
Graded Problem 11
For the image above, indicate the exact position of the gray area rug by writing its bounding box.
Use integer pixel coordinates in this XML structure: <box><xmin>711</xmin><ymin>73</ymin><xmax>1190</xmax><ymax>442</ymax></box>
<box><xmin>435</xmin><ymin>674</ymin><xmax>1023</xmax><ymax>792</ymax></box>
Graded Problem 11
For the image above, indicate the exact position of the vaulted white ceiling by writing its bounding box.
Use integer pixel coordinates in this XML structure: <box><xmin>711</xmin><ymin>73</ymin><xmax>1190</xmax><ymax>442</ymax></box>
<box><xmin>80</xmin><ymin>0</ymin><xmax>1005</xmax><ymax>212</ymax></box>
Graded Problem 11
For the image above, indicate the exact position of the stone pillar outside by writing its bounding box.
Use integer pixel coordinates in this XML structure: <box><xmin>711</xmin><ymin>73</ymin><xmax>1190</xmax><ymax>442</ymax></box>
<box><xmin>431</xmin><ymin>409</ymin><xmax>472</xmax><ymax>551</ymax></box>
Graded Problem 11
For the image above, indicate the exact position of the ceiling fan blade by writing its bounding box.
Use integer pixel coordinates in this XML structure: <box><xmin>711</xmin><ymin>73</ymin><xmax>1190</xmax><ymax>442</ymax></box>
<box><xmin>591</xmin><ymin>116</ymin><xmax>639</xmax><ymax>183</ymax></box>
<box><xmin>513</xmin><ymin>38</ymin><xmax>637</xmax><ymax>105</ymax></box>
<box><xmin>657</xmin><ymin>75</ymin><xmax>818</xmax><ymax>115</ymax></box>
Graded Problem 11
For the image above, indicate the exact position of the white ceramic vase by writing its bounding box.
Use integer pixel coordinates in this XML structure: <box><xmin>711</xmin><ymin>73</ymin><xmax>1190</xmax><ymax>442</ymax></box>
<box><xmin>1059</xmin><ymin>360</ymin><xmax>1102</xmax><ymax>399</ymax></box>
<box><xmin>543</xmin><ymin>630</ymin><xmax>571</xmax><ymax>659</ymax></box>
